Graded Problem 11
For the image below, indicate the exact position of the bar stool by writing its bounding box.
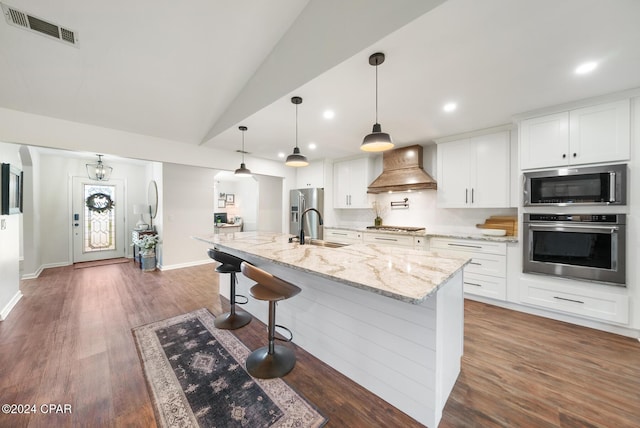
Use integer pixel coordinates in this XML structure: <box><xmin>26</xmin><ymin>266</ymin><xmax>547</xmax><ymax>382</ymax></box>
<box><xmin>240</xmin><ymin>261</ymin><xmax>301</xmax><ymax>379</ymax></box>
<box><xmin>207</xmin><ymin>248</ymin><xmax>251</xmax><ymax>330</ymax></box>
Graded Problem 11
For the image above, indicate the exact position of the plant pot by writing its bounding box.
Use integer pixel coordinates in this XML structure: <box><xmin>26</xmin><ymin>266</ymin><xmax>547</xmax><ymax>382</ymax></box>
<box><xmin>374</xmin><ymin>217</ymin><xmax>383</xmax><ymax>227</ymax></box>
<box><xmin>140</xmin><ymin>252</ymin><xmax>156</xmax><ymax>272</ymax></box>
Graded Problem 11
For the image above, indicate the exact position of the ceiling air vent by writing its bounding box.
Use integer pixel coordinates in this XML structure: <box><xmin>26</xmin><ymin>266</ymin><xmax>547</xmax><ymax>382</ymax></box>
<box><xmin>1</xmin><ymin>2</ymin><xmax>78</xmax><ymax>46</ymax></box>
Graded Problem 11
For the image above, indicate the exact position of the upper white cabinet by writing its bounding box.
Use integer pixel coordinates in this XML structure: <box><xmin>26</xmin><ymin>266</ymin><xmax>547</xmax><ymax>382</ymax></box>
<box><xmin>296</xmin><ymin>160</ymin><xmax>325</xmax><ymax>189</ymax></box>
<box><xmin>436</xmin><ymin>131</ymin><xmax>510</xmax><ymax>208</ymax></box>
<box><xmin>333</xmin><ymin>156</ymin><xmax>373</xmax><ymax>209</ymax></box>
<box><xmin>520</xmin><ymin>100</ymin><xmax>630</xmax><ymax>170</ymax></box>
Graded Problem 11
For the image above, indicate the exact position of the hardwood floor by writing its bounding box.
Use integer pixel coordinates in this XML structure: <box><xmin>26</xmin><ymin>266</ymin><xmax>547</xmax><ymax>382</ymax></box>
<box><xmin>1</xmin><ymin>262</ymin><xmax>638</xmax><ymax>427</ymax></box>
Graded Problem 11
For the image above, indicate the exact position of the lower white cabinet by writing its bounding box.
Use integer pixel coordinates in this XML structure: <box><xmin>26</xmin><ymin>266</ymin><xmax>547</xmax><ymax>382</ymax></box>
<box><xmin>324</xmin><ymin>228</ymin><xmax>363</xmax><ymax>245</ymax></box>
<box><xmin>519</xmin><ymin>276</ymin><xmax>629</xmax><ymax>324</ymax></box>
<box><xmin>363</xmin><ymin>232</ymin><xmax>416</xmax><ymax>248</ymax></box>
<box><xmin>430</xmin><ymin>237</ymin><xmax>507</xmax><ymax>300</ymax></box>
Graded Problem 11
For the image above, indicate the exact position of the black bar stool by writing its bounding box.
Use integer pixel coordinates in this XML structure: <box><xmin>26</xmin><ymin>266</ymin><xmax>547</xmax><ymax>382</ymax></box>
<box><xmin>207</xmin><ymin>248</ymin><xmax>251</xmax><ymax>330</ymax></box>
<box><xmin>240</xmin><ymin>261</ymin><xmax>301</xmax><ymax>379</ymax></box>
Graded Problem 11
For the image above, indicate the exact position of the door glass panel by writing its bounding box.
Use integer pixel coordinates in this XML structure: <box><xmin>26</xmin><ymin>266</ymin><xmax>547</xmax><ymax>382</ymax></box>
<box><xmin>83</xmin><ymin>184</ymin><xmax>116</xmax><ymax>253</ymax></box>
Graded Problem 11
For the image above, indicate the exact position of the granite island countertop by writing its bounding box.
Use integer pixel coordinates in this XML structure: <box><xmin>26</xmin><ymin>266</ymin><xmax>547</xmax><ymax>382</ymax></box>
<box><xmin>194</xmin><ymin>231</ymin><xmax>470</xmax><ymax>304</ymax></box>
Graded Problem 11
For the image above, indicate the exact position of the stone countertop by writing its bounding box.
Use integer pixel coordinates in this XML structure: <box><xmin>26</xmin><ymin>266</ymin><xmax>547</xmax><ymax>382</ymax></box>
<box><xmin>194</xmin><ymin>232</ymin><xmax>470</xmax><ymax>304</ymax></box>
<box><xmin>326</xmin><ymin>225</ymin><xmax>518</xmax><ymax>243</ymax></box>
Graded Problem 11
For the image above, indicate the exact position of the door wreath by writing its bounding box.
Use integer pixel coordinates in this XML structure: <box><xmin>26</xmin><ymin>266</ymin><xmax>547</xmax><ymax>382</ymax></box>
<box><xmin>86</xmin><ymin>192</ymin><xmax>115</xmax><ymax>213</ymax></box>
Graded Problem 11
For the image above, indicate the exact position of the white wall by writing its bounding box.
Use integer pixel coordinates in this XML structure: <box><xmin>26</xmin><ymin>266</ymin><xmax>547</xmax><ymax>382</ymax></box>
<box><xmin>0</xmin><ymin>142</ymin><xmax>23</xmax><ymax>319</ymax></box>
<box><xmin>257</xmin><ymin>174</ymin><xmax>284</xmax><ymax>233</ymax></box>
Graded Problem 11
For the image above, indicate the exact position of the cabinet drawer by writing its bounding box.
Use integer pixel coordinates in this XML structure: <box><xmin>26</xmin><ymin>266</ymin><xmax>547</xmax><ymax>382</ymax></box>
<box><xmin>325</xmin><ymin>229</ymin><xmax>362</xmax><ymax>244</ymax></box>
<box><xmin>363</xmin><ymin>232</ymin><xmax>414</xmax><ymax>248</ymax></box>
<box><xmin>519</xmin><ymin>277</ymin><xmax>629</xmax><ymax>324</ymax></box>
<box><xmin>465</xmin><ymin>253</ymin><xmax>506</xmax><ymax>277</ymax></box>
<box><xmin>430</xmin><ymin>237</ymin><xmax>506</xmax><ymax>255</ymax></box>
<box><xmin>463</xmin><ymin>272</ymin><xmax>506</xmax><ymax>300</ymax></box>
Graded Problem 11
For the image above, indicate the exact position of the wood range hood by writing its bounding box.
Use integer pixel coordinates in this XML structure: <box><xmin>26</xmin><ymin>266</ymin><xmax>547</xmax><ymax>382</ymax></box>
<box><xmin>367</xmin><ymin>145</ymin><xmax>437</xmax><ymax>193</ymax></box>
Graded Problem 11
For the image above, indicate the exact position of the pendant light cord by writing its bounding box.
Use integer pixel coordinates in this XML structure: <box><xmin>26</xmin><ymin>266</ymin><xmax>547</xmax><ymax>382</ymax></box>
<box><xmin>241</xmin><ymin>130</ymin><xmax>245</xmax><ymax>163</ymax></box>
<box><xmin>375</xmin><ymin>60</ymin><xmax>379</xmax><ymax>124</ymax></box>
<box><xmin>295</xmin><ymin>103</ymin><xmax>299</xmax><ymax>149</ymax></box>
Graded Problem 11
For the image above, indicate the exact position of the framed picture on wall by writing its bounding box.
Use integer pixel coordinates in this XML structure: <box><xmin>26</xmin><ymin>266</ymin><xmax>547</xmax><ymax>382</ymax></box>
<box><xmin>1</xmin><ymin>163</ymin><xmax>23</xmax><ymax>215</ymax></box>
<box><xmin>217</xmin><ymin>199</ymin><xmax>226</xmax><ymax>208</ymax></box>
<box><xmin>226</xmin><ymin>194</ymin><xmax>235</xmax><ymax>204</ymax></box>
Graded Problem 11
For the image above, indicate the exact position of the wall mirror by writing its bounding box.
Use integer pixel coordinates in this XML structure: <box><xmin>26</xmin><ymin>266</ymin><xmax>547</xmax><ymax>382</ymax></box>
<box><xmin>148</xmin><ymin>180</ymin><xmax>158</xmax><ymax>219</ymax></box>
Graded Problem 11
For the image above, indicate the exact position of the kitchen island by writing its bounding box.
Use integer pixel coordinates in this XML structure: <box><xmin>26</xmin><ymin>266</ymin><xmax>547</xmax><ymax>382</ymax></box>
<box><xmin>194</xmin><ymin>232</ymin><xmax>469</xmax><ymax>427</ymax></box>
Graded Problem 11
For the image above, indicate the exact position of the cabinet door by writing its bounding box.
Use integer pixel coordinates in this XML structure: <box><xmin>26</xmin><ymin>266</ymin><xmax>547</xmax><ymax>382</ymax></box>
<box><xmin>296</xmin><ymin>161</ymin><xmax>324</xmax><ymax>188</ymax></box>
<box><xmin>519</xmin><ymin>112</ymin><xmax>569</xmax><ymax>169</ymax></box>
<box><xmin>436</xmin><ymin>139</ymin><xmax>471</xmax><ymax>208</ymax></box>
<box><xmin>348</xmin><ymin>157</ymin><xmax>372</xmax><ymax>209</ymax></box>
<box><xmin>333</xmin><ymin>160</ymin><xmax>350</xmax><ymax>208</ymax></box>
<box><xmin>569</xmin><ymin>100</ymin><xmax>630</xmax><ymax>165</ymax></box>
<box><xmin>471</xmin><ymin>132</ymin><xmax>510</xmax><ymax>207</ymax></box>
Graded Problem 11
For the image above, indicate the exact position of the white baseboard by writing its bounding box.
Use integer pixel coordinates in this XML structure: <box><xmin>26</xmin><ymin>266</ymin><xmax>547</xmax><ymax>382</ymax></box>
<box><xmin>0</xmin><ymin>291</ymin><xmax>23</xmax><ymax>321</ymax></box>
<box><xmin>159</xmin><ymin>259</ymin><xmax>213</xmax><ymax>271</ymax></box>
<box><xmin>21</xmin><ymin>262</ymin><xmax>71</xmax><ymax>280</ymax></box>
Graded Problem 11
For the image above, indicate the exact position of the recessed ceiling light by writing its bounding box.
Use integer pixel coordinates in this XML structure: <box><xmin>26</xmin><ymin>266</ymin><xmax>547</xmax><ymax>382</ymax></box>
<box><xmin>575</xmin><ymin>61</ymin><xmax>598</xmax><ymax>75</ymax></box>
<box><xmin>308</xmin><ymin>142</ymin><xmax>317</xmax><ymax>150</ymax></box>
<box><xmin>277</xmin><ymin>152</ymin><xmax>285</xmax><ymax>158</ymax></box>
<box><xmin>443</xmin><ymin>102</ymin><xmax>457</xmax><ymax>112</ymax></box>
<box><xmin>323</xmin><ymin>110</ymin><xmax>335</xmax><ymax>119</ymax></box>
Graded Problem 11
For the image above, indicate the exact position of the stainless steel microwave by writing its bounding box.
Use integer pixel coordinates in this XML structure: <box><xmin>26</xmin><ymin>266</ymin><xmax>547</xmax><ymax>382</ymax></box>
<box><xmin>523</xmin><ymin>164</ymin><xmax>627</xmax><ymax>206</ymax></box>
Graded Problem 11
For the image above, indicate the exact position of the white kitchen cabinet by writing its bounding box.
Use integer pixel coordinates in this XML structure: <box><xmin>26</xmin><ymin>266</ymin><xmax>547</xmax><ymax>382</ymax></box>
<box><xmin>520</xmin><ymin>99</ymin><xmax>630</xmax><ymax>169</ymax></box>
<box><xmin>430</xmin><ymin>237</ymin><xmax>507</xmax><ymax>300</ymax></box>
<box><xmin>324</xmin><ymin>228</ymin><xmax>363</xmax><ymax>245</ymax></box>
<box><xmin>363</xmin><ymin>231</ymin><xmax>415</xmax><ymax>248</ymax></box>
<box><xmin>436</xmin><ymin>131</ymin><xmax>510</xmax><ymax>208</ymax></box>
<box><xmin>333</xmin><ymin>157</ymin><xmax>373</xmax><ymax>209</ymax></box>
<box><xmin>296</xmin><ymin>160</ymin><xmax>324</xmax><ymax>188</ymax></box>
<box><xmin>519</xmin><ymin>276</ymin><xmax>629</xmax><ymax>324</ymax></box>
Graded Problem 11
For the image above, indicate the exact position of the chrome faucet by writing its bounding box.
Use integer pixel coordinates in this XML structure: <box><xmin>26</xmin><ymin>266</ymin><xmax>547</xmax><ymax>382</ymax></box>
<box><xmin>299</xmin><ymin>208</ymin><xmax>323</xmax><ymax>245</ymax></box>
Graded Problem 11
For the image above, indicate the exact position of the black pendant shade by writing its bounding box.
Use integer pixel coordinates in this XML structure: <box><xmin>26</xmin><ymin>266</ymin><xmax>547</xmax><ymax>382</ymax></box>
<box><xmin>234</xmin><ymin>126</ymin><xmax>252</xmax><ymax>177</ymax></box>
<box><xmin>285</xmin><ymin>96</ymin><xmax>309</xmax><ymax>167</ymax></box>
<box><xmin>361</xmin><ymin>52</ymin><xmax>394</xmax><ymax>152</ymax></box>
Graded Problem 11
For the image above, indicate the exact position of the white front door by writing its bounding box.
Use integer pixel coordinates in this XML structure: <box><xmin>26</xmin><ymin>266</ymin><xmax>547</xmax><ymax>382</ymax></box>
<box><xmin>72</xmin><ymin>177</ymin><xmax>126</xmax><ymax>263</ymax></box>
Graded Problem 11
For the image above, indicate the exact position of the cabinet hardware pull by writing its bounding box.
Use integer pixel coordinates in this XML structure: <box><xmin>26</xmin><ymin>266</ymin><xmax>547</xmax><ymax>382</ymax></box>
<box><xmin>572</xmin><ymin>153</ymin><xmax>577</xmax><ymax>157</ymax></box>
<box><xmin>464</xmin><ymin>282</ymin><xmax>482</xmax><ymax>287</ymax></box>
<box><xmin>471</xmin><ymin>188</ymin><xmax>474</xmax><ymax>203</ymax></box>
<box><xmin>553</xmin><ymin>296</ymin><xmax>584</xmax><ymax>304</ymax></box>
<box><xmin>465</xmin><ymin>189</ymin><xmax>468</xmax><ymax>204</ymax></box>
<box><xmin>375</xmin><ymin>237</ymin><xmax>398</xmax><ymax>241</ymax></box>
<box><xmin>334</xmin><ymin>232</ymin><xmax>347</xmax><ymax>235</ymax></box>
<box><xmin>562</xmin><ymin>153</ymin><xmax>567</xmax><ymax>159</ymax></box>
<box><xmin>469</xmin><ymin>261</ymin><xmax>482</xmax><ymax>265</ymax></box>
<box><xmin>448</xmin><ymin>243</ymin><xmax>482</xmax><ymax>249</ymax></box>
<box><xmin>609</xmin><ymin>172</ymin><xmax>616</xmax><ymax>203</ymax></box>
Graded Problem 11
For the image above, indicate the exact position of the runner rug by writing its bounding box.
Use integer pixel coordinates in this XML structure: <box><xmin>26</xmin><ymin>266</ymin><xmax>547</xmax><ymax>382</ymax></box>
<box><xmin>132</xmin><ymin>308</ymin><xmax>327</xmax><ymax>428</ymax></box>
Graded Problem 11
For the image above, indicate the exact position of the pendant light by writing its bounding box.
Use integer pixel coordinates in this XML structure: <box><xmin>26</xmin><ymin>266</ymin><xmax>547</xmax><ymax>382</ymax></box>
<box><xmin>361</xmin><ymin>52</ymin><xmax>394</xmax><ymax>152</ymax></box>
<box><xmin>234</xmin><ymin>125</ymin><xmax>252</xmax><ymax>177</ymax></box>
<box><xmin>285</xmin><ymin>96</ymin><xmax>309</xmax><ymax>167</ymax></box>
<box><xmin>86</xmin><ymin>154</ymin><xmax>113</xmax><ymax>181</ymax></box>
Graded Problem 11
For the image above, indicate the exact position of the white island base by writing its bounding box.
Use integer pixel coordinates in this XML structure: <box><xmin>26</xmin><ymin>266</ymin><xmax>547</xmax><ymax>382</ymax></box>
<box><xmin>220</xmin><ymin>258</ymin><xmax>464</xmax><ymax>427</ymax></box>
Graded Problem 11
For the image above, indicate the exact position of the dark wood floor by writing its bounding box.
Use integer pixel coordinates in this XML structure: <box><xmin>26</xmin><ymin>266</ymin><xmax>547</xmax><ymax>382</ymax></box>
<box><xmin>0</xmin><ymin>262</ymin><xmax>638</xmax><ymax>427</ymax></box>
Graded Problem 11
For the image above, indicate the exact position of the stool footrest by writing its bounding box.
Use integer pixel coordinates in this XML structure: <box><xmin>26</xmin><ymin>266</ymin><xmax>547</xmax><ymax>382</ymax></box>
<box><xmin>234</xmin><ymin>294</ymin><xmax>249</xmax><ymax>305</ymax></box>
<box><xmin>274</xmin><ymin>324</ymin><xmax>293</xmax><ymax>343</ymax></box>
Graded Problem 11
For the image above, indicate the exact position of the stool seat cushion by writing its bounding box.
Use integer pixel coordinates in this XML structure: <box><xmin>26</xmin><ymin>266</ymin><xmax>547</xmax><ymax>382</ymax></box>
<box><xmin>216</xmin><ymin>264</ymin><xmax>239</xmax><ymax>274</ymax></box>
<box><xmin>208</xmin><ymin>248</ymin><xmax>244</xmax><ymax>272</ymax></box>
<box><xmin>241</xmin><ymin>262</ymin><xmax>301</xmax><ymax>301</ymax></box>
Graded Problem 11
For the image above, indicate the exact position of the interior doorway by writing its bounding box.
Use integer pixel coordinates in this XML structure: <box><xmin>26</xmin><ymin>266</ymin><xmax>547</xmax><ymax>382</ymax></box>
<box><xmin>71</xmin><ymin>177</ymin><xmax>126</xmax><ymax>262</ymax></box>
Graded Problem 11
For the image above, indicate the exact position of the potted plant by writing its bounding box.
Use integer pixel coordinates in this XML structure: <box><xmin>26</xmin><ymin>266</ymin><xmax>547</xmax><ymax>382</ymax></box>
<box><xmin>132</xmin><ymin>234</ymin><xmax>159</xmax><ymax>271</ymax></box>
<box><xmin>371</xmin><ymin>201</ymin><xmax>387</xmax><ymax>227</ymax></box>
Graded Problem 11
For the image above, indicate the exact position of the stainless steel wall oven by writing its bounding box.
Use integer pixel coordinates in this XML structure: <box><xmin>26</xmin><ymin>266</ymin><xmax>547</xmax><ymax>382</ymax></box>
<box><xmin>523</xmin><ymin>164</ymin><xmax>626</xmax><ymax>206</ymax></box>
<box><xmin>523</xmin><ymin>214</ymin><xmax>626</xmax><ymax>285</ymax></box>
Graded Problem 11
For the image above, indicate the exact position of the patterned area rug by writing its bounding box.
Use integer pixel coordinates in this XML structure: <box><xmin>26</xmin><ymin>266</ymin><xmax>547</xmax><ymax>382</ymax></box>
<box><xmin>132</xmin><ymin>308</ymin><xmax>327</xmax><ymax>428</ymax></box>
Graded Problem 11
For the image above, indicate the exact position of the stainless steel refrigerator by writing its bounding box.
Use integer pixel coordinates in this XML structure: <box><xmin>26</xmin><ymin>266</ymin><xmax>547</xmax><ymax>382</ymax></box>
<box><xmin>289</xmin><ymin>188</ymin><xmax>324</xmax><ymax>240</ymax></box>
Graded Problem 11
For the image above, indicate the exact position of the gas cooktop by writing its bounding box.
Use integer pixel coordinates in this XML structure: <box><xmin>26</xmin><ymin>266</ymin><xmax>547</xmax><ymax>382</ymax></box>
<box><xmin>366</xmin><ymin>225</ymin><xmax>425</xmax><ymax>232</ymax></box>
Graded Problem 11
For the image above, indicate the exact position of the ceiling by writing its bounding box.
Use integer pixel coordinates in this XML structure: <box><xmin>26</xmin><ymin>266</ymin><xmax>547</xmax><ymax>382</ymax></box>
<box><xmin>2</xmin><ymin>0</ymin><xmax>640</xmax><ymax>165</ymax></box>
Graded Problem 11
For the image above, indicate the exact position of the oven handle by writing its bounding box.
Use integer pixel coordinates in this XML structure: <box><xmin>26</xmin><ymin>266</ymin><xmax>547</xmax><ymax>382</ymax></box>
<box><xmin>609</xmin><ymin>172</ymin><xmax>616</xmax><ymax>203</ymax></box>
<box><xmin>527</xmin><ymin>224</ymin><xmax>619</xmax><ymax>234</ymax></box>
